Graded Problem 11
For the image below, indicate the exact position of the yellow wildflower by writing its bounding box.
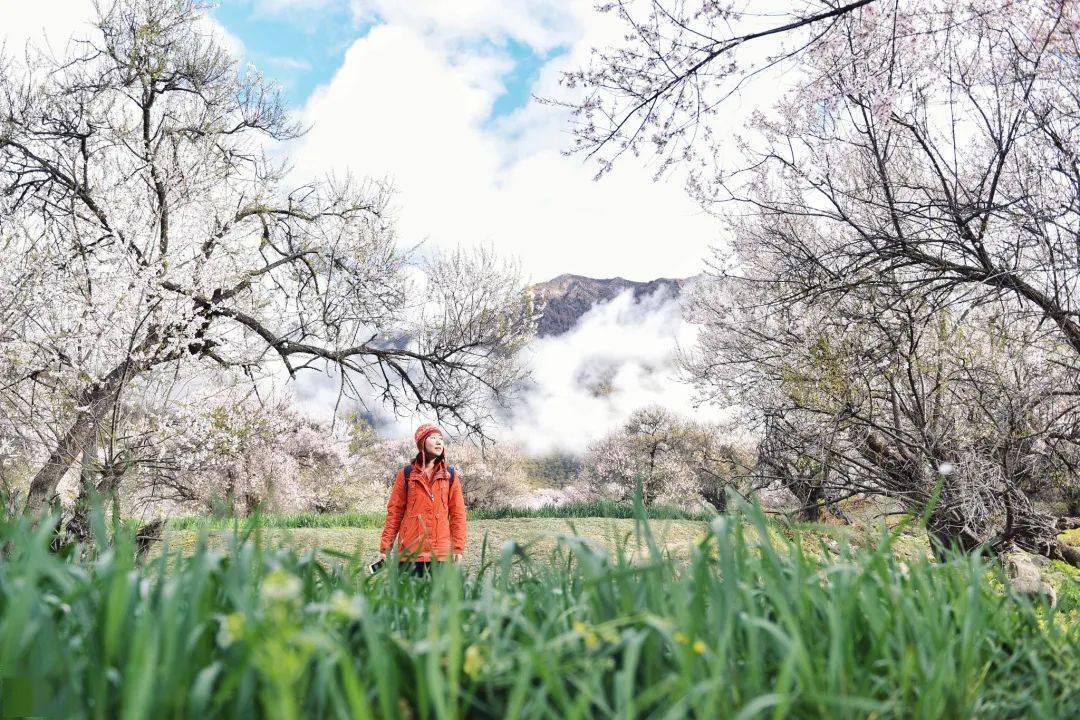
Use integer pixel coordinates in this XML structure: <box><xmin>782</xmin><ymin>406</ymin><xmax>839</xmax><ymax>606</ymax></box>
<box><xmin>261</xmin><ymin>568</ymin><xmax>302</xmax><ymax>603</ymax></box>
<box><xmin>692</xmin><ymin>640</ymin><xmax>707</xmax><ymax>655</ymax></box>
<box><xmin>463</xmin><ymin>644</ymin><xmax>484</xmax><ymax>678</ymax></box>
<box><xmin>328</xmin><ymin>589</ymin><xmax>363</xmax><ymax>620</ymax></box>
<box><xmin>216</xmin><ymin>612</ymin><xmax>245</xmax><ymax>648</ymax></box>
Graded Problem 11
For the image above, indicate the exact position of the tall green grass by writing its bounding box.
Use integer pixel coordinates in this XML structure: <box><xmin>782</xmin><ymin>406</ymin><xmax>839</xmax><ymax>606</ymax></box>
<box><xmin>1</xmin><ymin>501</ymin><xmax>1076</xmax><ymax>719</ymax></box>
<box><xmin>166</xmin><ymin>501</ymin><xmax>715</xmax><ymax>530</ymax></box>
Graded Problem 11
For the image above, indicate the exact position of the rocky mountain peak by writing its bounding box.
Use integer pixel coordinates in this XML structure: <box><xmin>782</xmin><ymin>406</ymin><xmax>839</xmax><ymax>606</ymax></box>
<box><xmin>527</xmin><ymin>273</ymin><xmax>700</xmax><ymax>337</ymax></box>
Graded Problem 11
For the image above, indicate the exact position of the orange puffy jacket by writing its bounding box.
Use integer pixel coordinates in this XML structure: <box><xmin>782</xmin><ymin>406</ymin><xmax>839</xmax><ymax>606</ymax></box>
<box><xmin>379</xmin><ymin>459</ymin><xmax>467</xmax><ymax>562</ymax></box>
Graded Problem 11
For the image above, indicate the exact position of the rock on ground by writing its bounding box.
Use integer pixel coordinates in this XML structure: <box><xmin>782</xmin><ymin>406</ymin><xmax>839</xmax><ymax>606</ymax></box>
<box><xmin>1005</xmin><ymin>551</ymin><xmax>1058</xmax><ymax>608</ymax></box>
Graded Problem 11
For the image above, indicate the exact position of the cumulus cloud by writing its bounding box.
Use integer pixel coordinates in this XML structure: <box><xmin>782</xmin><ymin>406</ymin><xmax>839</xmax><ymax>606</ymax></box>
<box><xmin>289</xmin><ymin>3</ymin><xmax>719</xmax><ymax>283</ymax></box>
<box><xmin>204</xmin><ymin>15</ymin><xmax>246</xmax><ymax>58</ymax></box>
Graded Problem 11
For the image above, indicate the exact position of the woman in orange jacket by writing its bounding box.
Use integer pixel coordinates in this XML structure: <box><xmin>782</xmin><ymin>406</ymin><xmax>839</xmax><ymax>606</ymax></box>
<box><xmin>378</xmin><ymin>423</ymin><xmax>467</xmax><ymax>576</ymax></box>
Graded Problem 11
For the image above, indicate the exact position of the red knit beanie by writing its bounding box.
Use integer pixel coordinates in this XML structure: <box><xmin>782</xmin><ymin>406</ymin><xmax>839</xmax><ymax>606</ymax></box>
<box><xmin>414</xmin><ymin>423</ymin><xmax>442</xmax><ymax>464</ymax></box>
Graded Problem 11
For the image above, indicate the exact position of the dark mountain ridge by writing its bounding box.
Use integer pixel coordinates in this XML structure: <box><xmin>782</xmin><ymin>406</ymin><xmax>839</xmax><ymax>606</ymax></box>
<box><xmin>528</xmin><ymin>273</ymin><xmax>699</xmax><ymax>337</ymax></box>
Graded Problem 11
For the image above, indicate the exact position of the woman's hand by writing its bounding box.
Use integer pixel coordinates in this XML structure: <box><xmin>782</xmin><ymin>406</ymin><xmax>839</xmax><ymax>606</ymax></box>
<box><xmin>452</xmin><ymin>552</ymin><xmax>463</xmax><ymax>563</ymax></box>
<box><xmin>378</xmin><ymin>552</ymin><xmax>386</xmax><ymax>562</ymax></box>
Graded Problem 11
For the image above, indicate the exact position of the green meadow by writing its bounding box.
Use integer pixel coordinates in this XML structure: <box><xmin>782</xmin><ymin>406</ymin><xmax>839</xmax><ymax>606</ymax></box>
<box><xmin>1</xmin><ymin>500</ymin><xmax>1078</xmax><ymax>719</ymax></box>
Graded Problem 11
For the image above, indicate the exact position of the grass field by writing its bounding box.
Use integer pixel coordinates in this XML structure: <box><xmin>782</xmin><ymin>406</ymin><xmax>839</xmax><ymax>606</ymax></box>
<box><xmin>161</xmin><ymin>514</ymin><xmax>1080</xmax><ymax>611</ymax></box>
<box><xmin>3</xmin><ymin>500</ymin><xmax>1078</xmax><ymax>719</ymax></box>
<box><xmin>162</xmin><ymin>518</ymin><xmax>710</xmax><ymax>570</ymax></box>
<box><xmin>164</xmin><ymin>501</ymin><xmax>717</xmax><ymax>530</ymax></box>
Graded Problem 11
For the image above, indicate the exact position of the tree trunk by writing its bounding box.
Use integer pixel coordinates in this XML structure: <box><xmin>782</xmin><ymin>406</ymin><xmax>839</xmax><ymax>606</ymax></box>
<box><xmin>64</xmin><ymin>434</ymin><xmax>100</xmax><ymax>545</ymax></box>
<box><xmin>1014</xmin><ymin>513</ymin><xmax>1080</xmax><ymax>569</ymax></box>
<box><xmin>800</xmin><ymin>484</ymin><xmax>823</xmax><ymax>522</ymax></box>
<box><xmin>1042</xmin><ymin>539</ymin><xmax>1080</xmax><ymax>568</ymax></box>
<box><xmin>0</xmin><ymin>456</ymin><xmax>15</xmax><ymax>518</ymax></box>
<box><xmin>23</xmin><ymin>370</ymin><xmax>127</xmax><ymax>516</ymax></box>
<box><xmin>701</xmin><ymin>484</ymin><xmax>727</xmax><ymax>513</ymax></box>
<box><xmin>135</xmin><ymin>518</ymin><xmax>164</xmax><ymax>559</ymax></box>
<box><xmin>927</xmin><ymin>525</ymin><xmax>983</xmax><ymax>561</ymax></box>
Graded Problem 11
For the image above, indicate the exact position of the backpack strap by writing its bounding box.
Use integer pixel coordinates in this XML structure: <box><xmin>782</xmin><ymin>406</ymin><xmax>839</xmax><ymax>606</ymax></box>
<box><xmin>402</xmin><ymin>464</ymin><xmax>412</xmax><ymax>503</ymax></box>
<box><xmin>448</xmin><ymin>466</ymin><xmax>456</xmax><ymax>488</ymax></box>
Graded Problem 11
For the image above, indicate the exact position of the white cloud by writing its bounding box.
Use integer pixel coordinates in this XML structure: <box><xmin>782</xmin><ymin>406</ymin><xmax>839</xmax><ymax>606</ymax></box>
<box><xmin>291</xmin><ymin>6</ymin><xmax>720</xmax><ymax>283</ymax></box>
<box><xmin>498</xmin><ymin>288</ymin><xmax>728</xmax><ymax>455</ymax></box>
<box><xmin>254</xmin><ymin>0</ymin><xmax>337</xmax><ymax>15</ymax></box>
<box><xmin>201</xmin><ymin>15</ymin><xmax>245</xmax><ymax>58</ymax></box>
<box><xmin>266</xmin><ymin>55</ymin><xmax>313</xmax><ymax>71</ymax></box>
<box><xmin>350</xmin><ymin>0</ymin><xmax>581</xmax><ymax>52</ymax></box>
<box><xmin>0</xmin><ymin>0</ymin><xmax>96</xmax><ymax>58</ymax></box>
<box><xmin>288</xmin><ymin>287</ymin><xmax>730</xmax><ymax>457</ymax></box>
<box><xmin>1</xmin><ymin>1</ymin><xmax>245</xmax><ymax>66</ymax></box>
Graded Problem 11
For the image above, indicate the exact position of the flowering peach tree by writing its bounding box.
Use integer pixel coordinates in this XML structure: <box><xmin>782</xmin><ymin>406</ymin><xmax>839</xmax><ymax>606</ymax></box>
<box><xmin>572</xmin><ymin>1</ymin><xmax>1080</xmax><ymax>562</ymax></box>
<box><xmin>0</xmin><ymin>0</ymin><xmax>539</xmax><ymax>516</ymax></box>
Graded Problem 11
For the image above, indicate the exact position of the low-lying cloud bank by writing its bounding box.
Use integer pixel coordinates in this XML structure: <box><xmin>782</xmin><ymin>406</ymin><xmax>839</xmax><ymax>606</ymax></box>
<box><xmin>294</xmin><ymin>285</ymin><xmax>727</xmax><ymax>456</ymax></box>
<box><xmin>500</xmin><ymin>286</ymin><xmax>725</xmax><ymax>455</ymax></box>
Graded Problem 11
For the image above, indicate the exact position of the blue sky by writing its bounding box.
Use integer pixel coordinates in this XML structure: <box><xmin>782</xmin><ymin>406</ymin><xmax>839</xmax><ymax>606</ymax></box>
<box><xmin>212</xmin><ymin>0</ymin><xmax>558</xmax><ymax>121</ymax></box>
<box><xmin>212</xmin><ymin>1</ymin><xmax>361</xmax><ymax>105</ymax></box>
